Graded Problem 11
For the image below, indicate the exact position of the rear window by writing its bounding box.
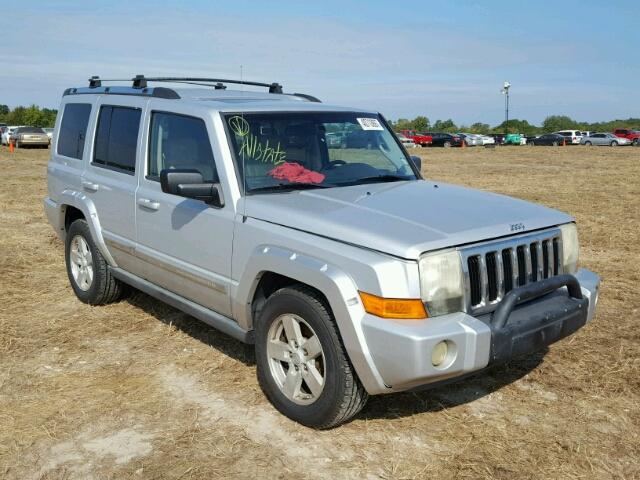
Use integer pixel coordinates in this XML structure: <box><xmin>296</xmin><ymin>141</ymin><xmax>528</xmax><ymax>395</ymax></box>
<box><xmin>93</xmin><ymin>105</ymin><xmax>141</xmax><ymax>173</ymax></box>
<box><xmin>17</xmin><ymin>127</ymin><xmax>45</xmax><ymax>134</ymax></box>
<box><xmin>57</xmin><ymin>103</ymin><xmax>92</xmax><ymax>159</ymax></box>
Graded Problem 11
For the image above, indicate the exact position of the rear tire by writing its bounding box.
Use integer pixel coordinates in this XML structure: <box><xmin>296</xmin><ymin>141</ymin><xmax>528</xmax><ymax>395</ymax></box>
<box><xmin>255</xmin><ymin>285</ymin><xmax>368</xmax><ymax>429</ymax></box>
<box><xmin>632</xmin><ymin>138</ymin><xmax>639</xmax><ymax>146</ymax></box>
<box><xmin>65</xmin><ymin>219</ymin><xmax>128</xmax><ymax>305</ymax></box>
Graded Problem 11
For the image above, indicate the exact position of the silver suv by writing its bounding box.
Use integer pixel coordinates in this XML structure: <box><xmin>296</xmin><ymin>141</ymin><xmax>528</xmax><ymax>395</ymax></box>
<box><xmin>45</xmin><ymin>76</ymin><xmax>600</xmax><ymax>428</ymax></box>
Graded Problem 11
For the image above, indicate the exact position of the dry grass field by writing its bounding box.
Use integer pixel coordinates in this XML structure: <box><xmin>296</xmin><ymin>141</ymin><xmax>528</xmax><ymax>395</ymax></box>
<box><xmin>1</xmin><ymin>145</ymin><xmax>639</xmax><ymax>479</ymax></box>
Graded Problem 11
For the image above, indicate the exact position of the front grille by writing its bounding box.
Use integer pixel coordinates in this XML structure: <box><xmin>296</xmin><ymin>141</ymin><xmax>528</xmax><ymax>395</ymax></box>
<box><xmin>463</xmin><ymin>229</ymin><xmax>562</xmax><ymax>313</ymax></box>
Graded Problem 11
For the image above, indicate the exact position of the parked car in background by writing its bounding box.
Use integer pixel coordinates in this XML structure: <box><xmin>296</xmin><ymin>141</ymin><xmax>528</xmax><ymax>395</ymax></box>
<box><xmin>1</xmin><ymin>125</ymin><xmax>26</xmax><ymax>145</ymax></box>
<box><xmin>395</xmin><ymin>132</ymin><xmax>417</xmax><ymax>148</ymax></box>
<box><xmin>503</xmin><ymin>133</ymin><xmax>522</xmax><ymax>145</ymax></box>
<box><xmin>479</xmin><ymin>135</ymin><xmax>495</xmax><ymax>146</ymax></box>
<box><xmin>554</xmin><ymin>130</ymin><xmax>583</xmax><ymax>145</ymax></box>
<box><xmin>613</xmin><ymin>128</ymin><xmax>640</xmax><ymax>146</ymax></box>
<box><xmin>457</xmin><ymin>133</ymin><xmax>482</xmax><ymax>146</ymax></box>
<box><xmin>427</xmin><ymin>132</ymin><xmax>463</xmax><ymax>147</ymax></box>
<box><xmin>43</xmin><ymin>127</ymin><xmax>54</xmax><ymax>141</ymax></box>
<box><xmin>399</xmin><ymin>130</ymin><xmax>432</xmax><ymax>147</ymax></box>
<box><xmin>530</xmin><ymin>133</ymin><xmax>566</xmax><ymax>146</ymax></box>
<box><xmin>581</xmin><ymin>133</ymin><xmax>630</xmax><ymax>146</ymax></box>
<box><xmin>10</xmin><ymin>126</ymin><xmax>50</xmax><ymax>148</ymax></box>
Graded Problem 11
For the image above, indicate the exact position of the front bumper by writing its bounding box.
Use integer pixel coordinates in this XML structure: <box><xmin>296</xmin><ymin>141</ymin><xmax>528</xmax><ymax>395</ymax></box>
<box><xmin>361</xmin><ymin>268</ymin><xmax>599</xmax><ymax>393</ymax></box>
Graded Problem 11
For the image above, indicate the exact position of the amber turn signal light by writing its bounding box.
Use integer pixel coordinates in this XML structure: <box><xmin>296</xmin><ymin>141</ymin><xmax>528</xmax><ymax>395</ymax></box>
<box><xmin>359</xmin><ymin>291</ymin><xmax>428</xmax><ymax>319</ymax></box>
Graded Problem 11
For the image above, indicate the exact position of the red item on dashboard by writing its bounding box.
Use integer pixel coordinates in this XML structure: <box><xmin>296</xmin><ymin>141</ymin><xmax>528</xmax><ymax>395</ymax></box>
<box><xmin>268</xmin><ymin>162</ymin><xmax>325</xmax><ymax>184</ymax></box>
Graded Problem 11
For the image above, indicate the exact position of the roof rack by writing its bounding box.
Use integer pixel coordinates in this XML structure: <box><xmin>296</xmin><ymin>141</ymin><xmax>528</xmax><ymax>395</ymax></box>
<box><xmin>89</xmin><ymin>74</ymin><xmax>284</xmax><ymax>93</ymax></box>
<box><xmin>72</xmin><ymin>75</ymin><xmax>321</xmax><ymax>102</ymax></box>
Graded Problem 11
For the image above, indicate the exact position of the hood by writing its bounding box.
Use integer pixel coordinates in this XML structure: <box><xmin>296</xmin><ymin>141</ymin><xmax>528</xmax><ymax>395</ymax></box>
<box><xmin>244</xmin><ymin>180</ymin><xmax>573</xmax><ymax>260</ymax></box>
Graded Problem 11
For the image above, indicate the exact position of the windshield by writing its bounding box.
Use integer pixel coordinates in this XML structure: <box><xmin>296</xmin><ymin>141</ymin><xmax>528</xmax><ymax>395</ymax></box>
<box><xmin>224</xmin><ymin>112</ymin><xmax>417</xmax><ymax>193</ymax></box>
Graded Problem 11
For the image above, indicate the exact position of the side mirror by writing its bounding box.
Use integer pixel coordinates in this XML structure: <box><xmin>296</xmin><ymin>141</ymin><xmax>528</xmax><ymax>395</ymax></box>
<box><xmin>160</xmin><ymin>169</ymin><xmax>224</xmax><ymax>207</ymax></box>
<box><xmin>410</xmin><ymin>155</ymin><xmax>422</xmax><ymax>171</ymax></box>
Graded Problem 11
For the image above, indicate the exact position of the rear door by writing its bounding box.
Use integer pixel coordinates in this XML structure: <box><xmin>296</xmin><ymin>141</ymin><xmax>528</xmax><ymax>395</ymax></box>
<box><xmin>135</xmin><ymin>109</ymin><xmax>235</xmax><ymax>316</ymax></box>
<box><xmin>82</xmin><ymin>97</ymin><xmax>147</xmax><ymax>273</ymax></box>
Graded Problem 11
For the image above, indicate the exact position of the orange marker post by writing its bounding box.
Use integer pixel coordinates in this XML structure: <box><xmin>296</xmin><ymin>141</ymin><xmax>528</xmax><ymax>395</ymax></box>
<box><xmin>9</xmin><ymin>139</ymin><xmax>14</xmax><ymax>153</ymax></box>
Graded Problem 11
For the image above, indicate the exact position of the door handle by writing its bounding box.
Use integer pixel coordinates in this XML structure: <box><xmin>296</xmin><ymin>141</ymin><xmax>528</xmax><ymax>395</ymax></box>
<box><xmin>82</xmin><ymin>181</ymin><xmax>99</xmax><ymax>192</ymax></box>
<box><xmin>137</xmin><ymin>198</ymin><xmax>160</xmax><ymax>211</ymax></box>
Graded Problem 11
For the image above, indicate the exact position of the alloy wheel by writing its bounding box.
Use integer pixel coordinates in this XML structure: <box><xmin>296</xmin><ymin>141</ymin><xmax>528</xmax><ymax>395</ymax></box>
<box><xmin>266</xmin><ymin>313</ymin><xmax>326</xmax><ymax>405</ymax></box>
<box><xmin>69</xmin><ymin>235</ymin><xmax>94</xmax><ymax>291</ymax></box>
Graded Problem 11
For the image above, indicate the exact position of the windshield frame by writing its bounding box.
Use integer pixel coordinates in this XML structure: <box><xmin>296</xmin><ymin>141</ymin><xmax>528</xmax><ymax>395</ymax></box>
<box><xmin>220</xmin><ymin>110</ymin><xmax>421</xmax><ymax>196</ymax></box>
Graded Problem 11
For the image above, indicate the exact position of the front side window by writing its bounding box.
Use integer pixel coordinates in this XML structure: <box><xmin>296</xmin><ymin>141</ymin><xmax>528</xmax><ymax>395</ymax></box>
<box><xmin>57</xmin><ymin>103</ymin><xmax>92</xmax><ymax>159</ymax></box>
<box><xmin>93</xmin><ymin>105</ymin><xmax>141</xmax><ymax>173</ymax></box>
<box><xmin>148</xmin><ymin>112</ymin><xmax>218</xmax><ymax>182</ymax></box>
<box><xmin>225</xmin><ymin>112</ymin><xmax>416</xmax><ymax>193</ymax></box>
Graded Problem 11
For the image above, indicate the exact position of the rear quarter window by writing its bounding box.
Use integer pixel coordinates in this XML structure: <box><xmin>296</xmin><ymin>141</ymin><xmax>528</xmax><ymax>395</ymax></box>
<box><xmin>57</xmin><ymin>103</ymin><xmax>92</xmax><ymax>160</ymax></box>
<box><xmin>93</xmin><ymin>105</ymin><xmax>141</xmax><ymax>173</ymax></box>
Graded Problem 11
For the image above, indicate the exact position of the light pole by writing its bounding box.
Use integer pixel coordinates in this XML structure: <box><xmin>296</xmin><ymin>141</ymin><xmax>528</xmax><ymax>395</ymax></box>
<box><xmin>501</xmin><ymin>81</ymin><xmax>511</xmax><ymax>133</ymax></box>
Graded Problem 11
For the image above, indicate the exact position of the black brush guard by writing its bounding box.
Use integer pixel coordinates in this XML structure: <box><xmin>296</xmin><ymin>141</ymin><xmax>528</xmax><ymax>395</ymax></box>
<box><xmin>488</xmin><ymin>274</ymin><xmax>588</xmax><ymax>363</ymax></box>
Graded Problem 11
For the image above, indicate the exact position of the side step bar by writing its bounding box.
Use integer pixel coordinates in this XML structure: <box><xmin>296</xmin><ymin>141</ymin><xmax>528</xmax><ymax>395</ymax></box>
<box><xmin>110</xmin><ymin>267</ymin><xmax>254</xmax><ymax>344</ymax></box>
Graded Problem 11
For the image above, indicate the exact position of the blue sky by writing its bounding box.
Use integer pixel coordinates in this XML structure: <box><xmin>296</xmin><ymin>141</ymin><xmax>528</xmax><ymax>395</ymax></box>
<box><xmin>2</xmin><ymin>0</ymin><xmax>638</xmax><ymax>125</ymax></box>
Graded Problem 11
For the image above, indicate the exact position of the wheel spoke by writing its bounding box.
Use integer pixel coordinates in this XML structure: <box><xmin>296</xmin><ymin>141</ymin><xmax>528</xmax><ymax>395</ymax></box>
<box><xmin>303</xmin><ymin>335</ymin><xmax>322</xmax><ymax>359</ymax></box>
<box><xmin>282</xmin><ymin>368</ymin><xmax>302</xmax><ymax>399</ymax></box>
<box><xmin>302</xmin><ymin>364</ymin><xmax>324</xmax><ymax>397</ymax></box>
<box><xmin>77</xmin><ymin>269</ymin><xmax>87</xmax><ymax>286</ymax></box>
<box><xmin>70</xmin><ymin>249</ymin><xmax>81</xmax><ymax>265</ymax></box>
<box><xmin>281</xmin><ymin>315</ymin><xmax>303</xmax><ymax>346</ymax></box>
<box><xmin>267</xmin><ymin>340</ymin><xmax>291</xmax><ymax>362</ymax></box>
<box><xmin>86</xmin><ymin>266</ymin><xmax>94</xmax><ymax>285</ymax></box>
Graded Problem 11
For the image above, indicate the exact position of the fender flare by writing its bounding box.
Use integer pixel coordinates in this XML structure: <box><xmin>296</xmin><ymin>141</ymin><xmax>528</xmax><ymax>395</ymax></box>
<box><xmin>233</xmin><ymin>244</ymin><xmax>389</xmax><ymax>394</ymax></box>
<box><xmin>58</xmin><ymin>189</ymin><xmax>117</xmax><ymax>267</ymax></box>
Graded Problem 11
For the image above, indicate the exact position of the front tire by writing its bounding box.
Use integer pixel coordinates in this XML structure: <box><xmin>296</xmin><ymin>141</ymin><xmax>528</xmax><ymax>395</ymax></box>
<box><xmin>611</xmin><ymin>141</ymin><xmax>618</xmax><ymax>147</ymax></box>
<box><xmin>443</xmin><ymin>141</ymin><xmax>451</xmax><ymax>148</ymax></box>
<box><xmin>65</xmin><ymin>219</ymin><xmax>128</xmax><ymax>305</ymax></box>
<box><xmin>584</xmin><ymin>141</ymin><xmax>592</xmax><ymax>146</ymax></box>
<box><xmin>255</xmin><ymin>285</ymin><xmax>368</xmax><ymax>429</ymax></box>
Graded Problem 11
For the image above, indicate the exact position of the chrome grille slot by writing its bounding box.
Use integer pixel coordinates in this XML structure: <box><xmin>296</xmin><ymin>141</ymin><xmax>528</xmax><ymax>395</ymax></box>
<box><xmin>460</xmin><ymin>228</ymin><xmax>563</xmax><ymax>315</ymax></box>
<box><xmin>486</xmin><ymin>252</ymin><xmax>498</xmax><ymax>301</ymax></box>
<box><xmin>467</xmin><ymin>255</ymin><xmax>481</xmax><ymax>306</ymax></box>
<box><xmin>502</xmin><ymin>249</ymin><xmax>513</xmax><ymax>293</ymax></box>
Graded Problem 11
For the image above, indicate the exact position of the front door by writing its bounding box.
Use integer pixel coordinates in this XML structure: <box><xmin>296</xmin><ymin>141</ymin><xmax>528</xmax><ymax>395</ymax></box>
<box><xmin>135</xmin><ymin>110</ymin><xmax>234</xmax><ymax>316</ymax></box>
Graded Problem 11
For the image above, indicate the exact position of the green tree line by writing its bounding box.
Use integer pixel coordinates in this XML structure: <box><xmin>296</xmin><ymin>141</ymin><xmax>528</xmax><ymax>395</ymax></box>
<box><xmin>2</xmin><ymin>103</ymin><xmax>639</xmax><ymax>135</ymax></box>
<box><xmin>0</xmin><ymin>104</ymin><xmax>58</xmax><ymax>128</ymax></box>
<box><xmin>390</xmin><ymin>115</ymin><xmax>640</xmax><ymax>135</ymax></box>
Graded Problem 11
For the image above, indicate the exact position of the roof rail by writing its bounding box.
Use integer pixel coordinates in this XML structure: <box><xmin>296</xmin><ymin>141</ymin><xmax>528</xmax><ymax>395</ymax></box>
<box><xmin>87</xmin><ymin>75</ymin><xmax>284</xmax><ymax>93</ymax></box>
<box><xmin>77</xmin><ymin>75</ymin><xmax>321</xmax><ymax>102</ymax></box>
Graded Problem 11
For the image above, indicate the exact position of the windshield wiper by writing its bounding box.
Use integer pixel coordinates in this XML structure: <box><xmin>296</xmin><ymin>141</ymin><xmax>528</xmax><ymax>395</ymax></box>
<box><xmin>343</xmin><ymin>174</ymin><xmax>411</xmax><ymax>186</ymax></box>
<box><xmin>248</xmin><ymin>182</ymin><xmax>332</xmax><ymax>193</ymax></box>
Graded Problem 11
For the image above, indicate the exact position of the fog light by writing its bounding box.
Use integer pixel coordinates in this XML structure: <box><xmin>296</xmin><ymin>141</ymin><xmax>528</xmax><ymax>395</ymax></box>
<box><xmin>431</xmin><ymin>341</ymin><xmax>448</xmax><ymax>367</ymax></box>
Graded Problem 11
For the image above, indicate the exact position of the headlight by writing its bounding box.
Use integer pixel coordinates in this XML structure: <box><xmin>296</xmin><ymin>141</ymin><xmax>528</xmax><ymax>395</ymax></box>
<box><xmin>559</xmin><ymin>223</ymin><xmax>579</xmax><ymax>274</ymax></box>
<box><xmin>419</xmin><ymin>249</ymin><xmax>464</xmax><ymax>316</ymax></box>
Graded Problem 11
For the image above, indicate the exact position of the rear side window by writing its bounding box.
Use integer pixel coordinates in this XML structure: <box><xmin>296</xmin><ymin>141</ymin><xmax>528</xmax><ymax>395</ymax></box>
<box><xmin>93</xmin><ymin>105</ymin><xmax>141</xmax><ymax>173</ymax></box>
<box><xmin>57</xmin><ymin>103</ymin><xmax>92</xmax><ymax>159</ymax></box>
<box><xmin>147</xmin><ymin>112</ymin><xmax>218</xmax><ymax>182</ymax></box>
